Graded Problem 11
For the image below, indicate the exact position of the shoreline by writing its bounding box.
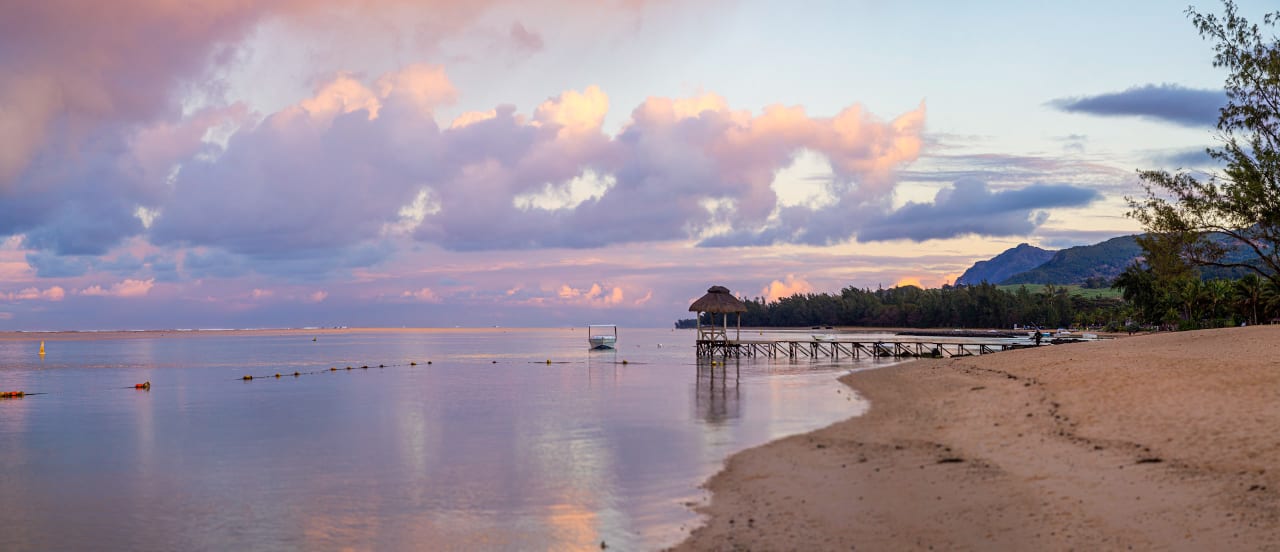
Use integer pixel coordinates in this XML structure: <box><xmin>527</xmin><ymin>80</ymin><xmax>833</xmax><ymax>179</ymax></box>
<box><xmin>674</xmin><ymin>326</ymin><xmax>1280</xmax><ymax>550</ymax></box>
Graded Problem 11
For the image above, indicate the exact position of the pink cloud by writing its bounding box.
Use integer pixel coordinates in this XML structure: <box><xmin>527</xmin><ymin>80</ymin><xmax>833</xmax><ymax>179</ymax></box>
<box><xmin>551</xmin><ymin>283</ymin><xmax>625</xmax><ymax>307</ymax></box>
<box><xmin>761</xmin><ymin>275</ymin><xmax>813</xmax><ymax>302</ymax></box>
<box><xmin>0</xmin><ymin>0</ymin><xmax>661</xmax><ymax>258</ymax></box>
<box><xmin>2</xmin><ymin>286</ymin><xmax>66</xmax><ymax>302</ymax></box>
<box><xmin>78</xmin><ymin>279</ymin><xmax>154</xmax><ymax>298</ymax></box>
<box><xmin>308</xmin><ymin>291</ymin><xmax>329</xmax><ymax>303</ymax></box>
<box><xmin>402</xmin><ymin>288</ymin><xmax>441</xmax><ymax>302</ymax></box>
<box><xmin>632</xmin><ymin>290</ymin><xmax>653</xmax><ymax>306</ymax></box>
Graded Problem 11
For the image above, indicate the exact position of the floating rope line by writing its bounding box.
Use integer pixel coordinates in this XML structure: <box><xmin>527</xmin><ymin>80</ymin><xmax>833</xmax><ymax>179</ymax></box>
<box><xmin>234</xmin><ymin>360</ymin><xmax>432</xmax><ymax>382</ymax></box>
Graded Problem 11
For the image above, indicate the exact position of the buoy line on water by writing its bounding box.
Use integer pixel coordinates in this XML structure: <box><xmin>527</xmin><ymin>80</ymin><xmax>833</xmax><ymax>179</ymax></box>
<box><xmin>7</xmin><ymin>344</ymin><xmax>654</xmax><ymax>396</ymax></box>
<box><xmin>236</xmin><ymin>359</ymin><xmax>435</xmax><ymax>382</ymax></box>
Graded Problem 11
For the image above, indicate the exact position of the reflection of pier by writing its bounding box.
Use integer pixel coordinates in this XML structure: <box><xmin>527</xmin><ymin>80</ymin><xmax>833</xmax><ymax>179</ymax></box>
<box><xmin>695</xmin><ymin>359</ymin><xmax>740</xmax><ymax>424</ymax></box>
<box><xmin>695</xmin><ymin>339</ymin><xmax>1021</xmax><ymax>359</ymax></box>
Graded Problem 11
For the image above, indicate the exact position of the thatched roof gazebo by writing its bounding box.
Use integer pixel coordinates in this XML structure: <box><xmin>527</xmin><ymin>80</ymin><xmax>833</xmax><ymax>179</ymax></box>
<box><xmin>689</xmin><ymin>285</ymin><xmax>747</xmax><ymax>346</ymax></box>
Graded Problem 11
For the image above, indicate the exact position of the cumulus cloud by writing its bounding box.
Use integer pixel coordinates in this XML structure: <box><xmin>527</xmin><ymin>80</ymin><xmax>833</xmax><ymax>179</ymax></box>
<box><xmin>0</xmin><ymin>0</ymin><xmax>650</xmax><ymax>266</ymax></box>
<box><xmin>1048</xmin><ymin>84</ymin><xmax>1224</xmax><ymax>127</ymax></box>
<box><xmin>402</xmin><ymin>287</ymin><xmax>441</xmax><ymax>302</ymax></box>
<box><xmin>761</xmin><ymin>275</ymin><xmax>813</xmax><ymax>302</ymax></box>
<box><xmin>2</xmin><ymin>286</ymin><xmax>66</xmax><ymax>302</ymax></box>
<box><xmin>2</xmin><ymin>1</ymin><xmax>1101</xmax><ymax>296</ymax></box>
<box><xmin>857</xmin><ymin>179</ymin><xmax>1101</xmax><ymax>242</ymax></box>
<box><xmin>149</xmin><ymin>64</ymin><xmax>457</xmax><ymax>258</ymax></box>
<box><xmin>78</xmin><ymin>279</ymin><xmax>155</xmax><ymax>298</ymax></box>
<box><xmin>556</xmin><ymin>283</ymin><xmax>625</xmax><ymax>306</ymax></box>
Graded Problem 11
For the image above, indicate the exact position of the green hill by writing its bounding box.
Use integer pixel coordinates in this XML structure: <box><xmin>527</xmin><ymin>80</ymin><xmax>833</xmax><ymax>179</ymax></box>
<box><xmin>1001</xmin><ymin>235</ymin><xmax>1142</xmax><ymax>285</ymax></box>
<box><xmin>955</xmin><ymin>243</ymin><xmax>1056</xmax><ymax>285</ymax></box>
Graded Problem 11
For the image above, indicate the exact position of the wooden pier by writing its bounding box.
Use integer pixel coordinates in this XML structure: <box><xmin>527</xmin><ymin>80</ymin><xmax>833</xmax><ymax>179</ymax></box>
<box><xmin>696</xmin><ymin>338</ymin><xmax>1024</xmax><ymax>359</ymax></box>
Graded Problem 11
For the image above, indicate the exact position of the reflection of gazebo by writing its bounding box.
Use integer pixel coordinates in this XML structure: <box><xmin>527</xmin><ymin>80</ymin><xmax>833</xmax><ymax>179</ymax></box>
<box><xmin>689</xmin><ymin>285</ymin><xmax>746</xmax><ymax>357</ymax></box>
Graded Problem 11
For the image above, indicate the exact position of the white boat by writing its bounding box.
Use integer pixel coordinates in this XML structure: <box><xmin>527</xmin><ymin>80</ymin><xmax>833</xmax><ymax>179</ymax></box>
<box><xmin>811</xmin><ymin>333</ymin><xmax>838</xmax><ymax>342</ymax></box>
<box><xmin>588</xmin><ymin>325</ymin><xmax>617</xmax><ymax>350</ymax></box>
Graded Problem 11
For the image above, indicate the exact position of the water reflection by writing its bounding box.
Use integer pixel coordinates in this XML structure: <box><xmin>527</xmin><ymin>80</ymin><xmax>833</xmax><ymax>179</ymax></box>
<box><xmin>0</xmin><ymin>328</ymin><xmax>867</xmax><ymax>550</ymax></box>
<box><xmin>694</xmin><ymin>359</ymin><xmax>741</xmax><ymax>425</ymax></box>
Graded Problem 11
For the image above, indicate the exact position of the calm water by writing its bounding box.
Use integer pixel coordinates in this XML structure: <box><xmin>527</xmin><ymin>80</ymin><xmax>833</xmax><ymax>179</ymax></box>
<box><xmin>0</xmin><ymin>328</ymin><xmax>892</xmax><ymax>551</ymax></box>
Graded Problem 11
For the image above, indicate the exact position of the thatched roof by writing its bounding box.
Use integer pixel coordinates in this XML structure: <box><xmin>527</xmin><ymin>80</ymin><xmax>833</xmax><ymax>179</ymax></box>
<box><xmin>688</xmin><ymin>285</ymin><xmax>747</xmax><ymax>313</ymax></box>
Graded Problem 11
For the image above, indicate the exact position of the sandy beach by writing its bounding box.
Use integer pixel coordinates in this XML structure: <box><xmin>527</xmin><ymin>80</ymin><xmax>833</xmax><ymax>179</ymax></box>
<box><xmin>675</xmin><ymin>326</ymin><xmax>1280</xmax><ymax>550</ymax></box>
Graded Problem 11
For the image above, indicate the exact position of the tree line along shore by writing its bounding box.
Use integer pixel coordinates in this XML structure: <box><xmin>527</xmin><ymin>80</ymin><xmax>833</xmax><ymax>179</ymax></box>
<box><xmin>675</xmin><ymin>276</ymin><xmax>1280</xmax><ymax>333</ymax></box>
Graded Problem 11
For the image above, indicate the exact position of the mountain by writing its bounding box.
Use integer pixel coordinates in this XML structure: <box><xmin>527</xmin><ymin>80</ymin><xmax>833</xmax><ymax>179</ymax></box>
<box><xmin>955</xmin><ymin>243</ymin><xmax>1056</xmax><ymax>285</ymax></box>
<box><xmin>1002</xmin><ymin>235</ymin><xmax>1142</xmax><ymax>285</ymax></box>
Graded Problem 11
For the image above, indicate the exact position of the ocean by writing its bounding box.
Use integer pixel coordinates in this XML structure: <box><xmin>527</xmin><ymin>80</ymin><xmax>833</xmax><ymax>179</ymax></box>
<box><xmin>0</xmin><ymin>327</ymin><xmax>889</xmax><ymax>550</ymax></box>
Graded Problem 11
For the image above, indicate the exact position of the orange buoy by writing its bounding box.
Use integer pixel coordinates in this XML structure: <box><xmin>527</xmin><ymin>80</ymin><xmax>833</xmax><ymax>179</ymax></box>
<box><xmin>1</xmin><ymin>391</ymin><xmax>23</xmax><ymax>398</ymax></box>
<box><xmin>273</xmin><ymin>373</ymin><xmax>281</xmax><ymax>378</ymax></box>
<box><xmin>242</xmin><ymin>375</ymin><xmax>253</xmax><ymax>381</ymax></box>
<box><xmin>330</xmin><ymin>367</ymin><xmax>337</xmax><ymax>371</ymax></box>
<box><xmin>410</xmin><ymin>361</ymin><xmax>417</xmax><ymax>366</ymax></box>
<box><xmin>134</xmin><ymin>382</ymin><xmax>151</xmax><ymax>390</ymax></box>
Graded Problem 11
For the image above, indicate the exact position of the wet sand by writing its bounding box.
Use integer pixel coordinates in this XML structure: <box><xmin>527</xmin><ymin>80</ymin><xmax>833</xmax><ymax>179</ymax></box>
<box><xmin>676</xmin><ymin>326</ymin><xmax>1280</xmax><ymax>550</ymax></box>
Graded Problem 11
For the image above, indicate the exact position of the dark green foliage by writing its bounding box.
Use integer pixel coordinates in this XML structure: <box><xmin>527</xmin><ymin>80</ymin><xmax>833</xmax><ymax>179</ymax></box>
<box><xmin>1110</xmin><ymin>259</ymin><xmax>1280</xmax><ymax>328</ymax></box>
<box><xmin>1129</xmin><ymin>1</ymin><xmax>1280</xmax><ymax>287</ymax></box>
<box><xmin>1081</xmin><ymin>276</ymin><xmax>1112</xmax><ymax>289</ymax></box>
<box><xmin>728</xmin><ymin>283</ymin><xmax>1094</xmax><ymax>329</ymax></box>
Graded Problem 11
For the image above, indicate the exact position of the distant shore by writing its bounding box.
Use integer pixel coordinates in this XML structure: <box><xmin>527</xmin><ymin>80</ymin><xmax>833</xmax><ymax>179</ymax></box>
<box><xmin>0</xmin><ymin>327</ymin><xmax>547</xmax><ymax>342</ymax></box>
<box><xmin>675</xmin><ymin>326</ymin><xmax>1280</xmax><ymax>550</ymax></box>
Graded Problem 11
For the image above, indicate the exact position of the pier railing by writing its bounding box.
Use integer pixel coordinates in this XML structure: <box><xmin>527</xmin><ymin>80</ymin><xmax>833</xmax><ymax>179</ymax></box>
<box><xmin>696</xmin><ymin>338</ymin><xmax>1024</xmax><ymax>359</ymax></box>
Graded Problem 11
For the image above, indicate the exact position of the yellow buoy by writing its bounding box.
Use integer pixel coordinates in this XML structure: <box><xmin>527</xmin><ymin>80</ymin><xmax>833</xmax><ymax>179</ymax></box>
<box><xmin>39</xmin><ymin>341</ymin><xmax>45</xmax><ymax>356</ymax></box>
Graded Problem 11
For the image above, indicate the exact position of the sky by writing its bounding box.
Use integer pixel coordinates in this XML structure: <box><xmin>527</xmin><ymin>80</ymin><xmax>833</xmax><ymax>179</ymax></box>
<box><xmin>0</xmin><ymin>0</ymin><xmax>1271</xmax><ymax>330</ymax></box>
